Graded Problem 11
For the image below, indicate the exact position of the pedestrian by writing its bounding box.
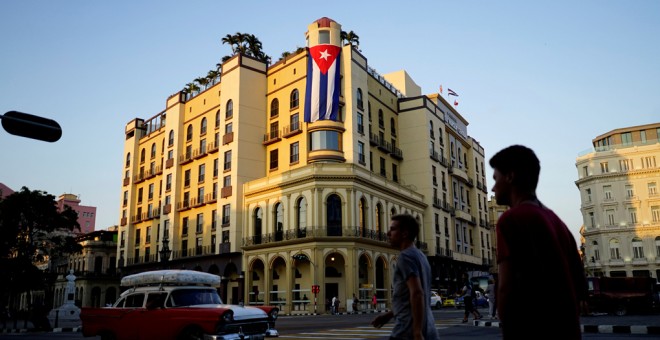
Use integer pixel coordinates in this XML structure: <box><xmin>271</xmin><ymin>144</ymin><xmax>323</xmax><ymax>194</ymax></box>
<box><xmin>460</xmin><ymin>275</ymin><xmax>482</xmax><ymax>323</ymax></box>
<box><xmin>490</xmin><ymin>145</ymin><xmax>587</xmax><ymax>339</ymax></box>
<box><xmin>371</xmin><ymin>214</ymin><xmax>439</xmax><ymax>340</ymax></box>
<box><xmin>331</xmin><ymin>296</ymin><xmax>337</xmax><ymax>315</ymax></box>
<box><xmin>333</xmin><ymin>297</ymin><xmax>340</xmax><ymax>315</ymax></box>
<box><xmin>485</xmin><ymin>277</ymin><xmax>496</xmax><ymax>319</ymax></box>
<box><xmin>372</xmin><ymin>293</ymin><xmax>377</xmax><ymax>310</ymax></box>
<box><xmin>352</xmin><ymin>293</ymin><xmax>358</xmax><ymax>313</ymax></box>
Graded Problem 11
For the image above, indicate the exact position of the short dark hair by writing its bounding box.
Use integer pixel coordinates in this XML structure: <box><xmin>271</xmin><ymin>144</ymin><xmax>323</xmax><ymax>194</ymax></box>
<box><xmin>489</xmin><ymin>145</ymin><xmax>540</xmax><ymax>192</ymax></box>
<box><xmin>391</xmin><ymin>214</ymin><xmax>419</xmax><ymax>241</ymax></box>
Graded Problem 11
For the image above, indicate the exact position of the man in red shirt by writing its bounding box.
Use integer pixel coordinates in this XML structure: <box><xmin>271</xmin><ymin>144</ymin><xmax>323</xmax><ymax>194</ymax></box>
<box><xmin>490</xmin><ymin>145</ymin><xmax>586</xmax><ymax>339</ymax></box>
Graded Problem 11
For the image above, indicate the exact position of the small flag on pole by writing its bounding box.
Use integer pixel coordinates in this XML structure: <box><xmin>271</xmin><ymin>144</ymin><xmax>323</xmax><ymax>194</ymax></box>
<box><xmin>439</xmin><ymin>85</ymin><xmax>443</xmax><ymax>94</ymax></box>
<box><xmin>448</xmin><ymin>89</ymin><xmax>458</xmax><ymax>97</ymax></box>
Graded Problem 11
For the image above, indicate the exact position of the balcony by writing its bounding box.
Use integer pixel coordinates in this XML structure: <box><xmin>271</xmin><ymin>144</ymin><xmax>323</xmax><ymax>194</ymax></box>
<box><xmin>242</xmin><ymin>226</ymin><xmax>392</xmax><ymax>248</ymax></box>
<box><xmin>282</xmin><ymin>122</ymin><xmax>302</xmax><ymax>138</ymax></box>
<box><xmin>221</xmin><ymin>186</ymin><xmax>232</xmax><ymax>198</ymax></box>
<box><xmin>436</xmin><ymin>247</ymin><xmax>453</xmax><ymax>258</ymax></box>
<box><xmin>193</xmin><ymin>147</ymin><xmax>207</xmax><ymax>160</ymax></box>
<box><xmin>179</xmin><ymin>152</ymin><xmax>193</xmax><ymax>165</ymax></box>
<box><xmin>166</xmin><ymin>158</ymin><xmax>174</xmax><ymax>169</ymax></box>
<box><xmin>369</xmin><ymin>132</ymin><xmax>379</xmax><ymax>146</ymax></box>
<box><xmin>430</xmin><ymin>149</ymin><xmax>439</xmax><ymax>161</ymax></box>
<box><xmin>439</xmin><ymin>156</ymin><xmax>449</xmax><ymax>167</ymax></box>
<box><xmin>207</xmin><ymin>139</ymin><xmax>219</xmax><ymax>154</ymax></box>
<box><xmin>223</xmin><ymin>132</ymin><xmax>234</xmax><ymax>145</ymax></box>
<box><xmin>123</xmin><ymin>177</ymin><xmax>130</xmax><ymax>186</ymax></box>
<box><xmin>133</xmin><ymin>171</ymin><xmax>146</xmax><ymax>184</ymax></box>
<box><xmin>205</xmin><ymin>192</ymin><xmax>217</xmax><ymax>204</ymax></box>
<box><xmin>263</xmin><ymin>129</ymin><xmax>281</xmax><ymax>145</ymax></box>
<box><xmin>455</xmin><ymin>208</ymin><xmax>473</xmax><ymax>223</ymax></box>
<box><xmin>163</xmin><ymin>204</ymin><xmax>172</xmax><ymax>214</ymax></box>
<box><xmin>390</xmin><ymin>147</ymin><xmax>403</xmax><ymax>160</ymax></box>
<box><xmin>176</xmin><ymin>200</ymin><xmax>191</xmax><ymax>212</ymax></box>
<box><xmin>191</xmin><ymin>196</ymin><xmax>205</xmax><ymax>208</ymax></box>
<box><xmin>120</xmin><ymin>217</ymin><xmax>127</xmax><ymax>226</ymax></box>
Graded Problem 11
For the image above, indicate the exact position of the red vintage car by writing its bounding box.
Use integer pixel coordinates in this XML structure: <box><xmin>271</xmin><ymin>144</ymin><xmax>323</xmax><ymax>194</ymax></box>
<box><xmin>81</xmin><ymin>270</ymin><xmax>279</xmax><ymax>340</ymax></box>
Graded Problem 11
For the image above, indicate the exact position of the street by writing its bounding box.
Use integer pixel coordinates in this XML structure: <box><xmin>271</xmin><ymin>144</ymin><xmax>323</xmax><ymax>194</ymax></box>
<box><xmin>2</xmin><ymin>307</ymin><xmax>660</xmax><ymax>339</ymax></box>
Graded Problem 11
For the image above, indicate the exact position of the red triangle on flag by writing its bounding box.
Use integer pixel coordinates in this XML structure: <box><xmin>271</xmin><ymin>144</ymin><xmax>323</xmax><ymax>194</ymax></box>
<box><xmin>309</xmin><ymin>44</ymin><xmax>342</xmax><ymax>75</ymax></box>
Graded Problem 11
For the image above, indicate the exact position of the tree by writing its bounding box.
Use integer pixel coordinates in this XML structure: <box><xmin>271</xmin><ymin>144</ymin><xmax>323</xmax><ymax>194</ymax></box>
<box><xmin>0</xmin><ymin>187</ymin><xmax>81</xmax><ymax>311</ymax></box>
<box><xmin>206</xmin><ymin>70</ymin><xmax>220</xmax><ymax>86</ymax></box>
<box><xmin>194</xmin><ymin>77</ymin><xmax>210</xmax><ymax>91</ymax></box>
<box><xmin>341</xmin><ymin>30</ymin><xmax>360</xmax><ymax>47</ymax></box>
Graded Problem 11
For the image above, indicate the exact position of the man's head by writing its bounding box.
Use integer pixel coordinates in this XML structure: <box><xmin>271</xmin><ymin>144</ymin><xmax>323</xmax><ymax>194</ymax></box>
<box><xmin>489</xmin><ymin>145</ymin><xmax>540</xmax><ymax>206</ymax></box>
<box><xmin>388</xmin><ymin>214</ymin><xmax>419</xmax><ymax>248</ymax></box>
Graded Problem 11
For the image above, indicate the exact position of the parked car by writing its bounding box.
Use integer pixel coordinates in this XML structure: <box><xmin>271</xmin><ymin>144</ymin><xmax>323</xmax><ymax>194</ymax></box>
<box><xmin>430</xmin><ymin>291</ymin><xmax>443</xmax><ymax>309</ymax></box>
<box><xmin>587</xmin><ymin>276</ymin><xmax>657</xmax><ymax>316</ymax></box>
<box><xmin>455</xmin><ymin>291</ymin><xmax>488</xmax><ymax>309</ymax></box>
<box><xmin>81</xmin><ymin>270</ymin><xmax>279</xmax><ymax>340</ymax></box>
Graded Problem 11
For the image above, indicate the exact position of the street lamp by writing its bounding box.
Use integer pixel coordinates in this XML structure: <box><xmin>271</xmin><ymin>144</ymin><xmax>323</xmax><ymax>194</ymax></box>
<box><xmin>160</xmin><ymin>235</ymin><xmax>172</xmax><ymax>268</ymax></box>
<box><xmin>292</xmin><ymin>253</ymin><xmax>318</xmax><ymax>314</ymax></box>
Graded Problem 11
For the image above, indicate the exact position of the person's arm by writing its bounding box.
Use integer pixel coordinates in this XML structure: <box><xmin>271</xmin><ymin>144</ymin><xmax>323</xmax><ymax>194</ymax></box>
<box><xmin>497</xmin><ymin>259</ymin><xmax>512</xmax><ymax>320</ymax></box>
<box><xmin>407</xmin><ymin>275</ymin><xmax>425</xmax><ymax>340</ymax></box>
<box><xmin>371</xmin><ymin>310</ymin><xmax>393</xmax><ymax>328</ymax></box>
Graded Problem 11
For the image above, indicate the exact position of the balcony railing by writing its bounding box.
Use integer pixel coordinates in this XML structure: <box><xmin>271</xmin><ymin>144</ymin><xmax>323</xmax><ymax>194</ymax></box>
<box><xmin>282</xmin><ymin>122</ymin><xmax>302</xmax><ymax>138</ymax></box>
<box><xmin>176</xmin><ymin>199</ymin><xmax>191</xmax><ymax>211</ymax></box>
<box><xmin>205</xmin><ymin>192</ymin><xmax>217</xmax><ymax>204</ymax></box>
<box><xmin>221</xmin><ymin>186</ymin><xmax>232</xmax><ymax>198</ymax></box>
<box><xmin>166</xmin><ymin>158</ymin><xmax>174</xmax><ymax>169</ymax></box>
<box><xmin>390</xmin><ymin>147</ymin><xmax>403</xmax><ymax>160</ymax></box>
<box><xmin>179</xmin><ymin>152</ymin><xmax>193</xmax><ymax>165</ymax></box>
<box><xmin>223</xmin><ymin>132</ymin><xmax>234</xmax><ymax>145</ymax></box>
<box><xmin>263</xmin><ymin>129</ymin><xmax>281</xmax><ymax>145</ymax></box>
<box><xmin>436</xmin><ymin>247</ymin><xmax>453</xmax><ymax>258</ymax></box>
<box><xmin>207</xmin><ymin>139</ymin><xmax>219</xmax><ymax>153</ymax></box>
<box><xmin>242</xmin><ymin>226</ymin><xmax>398</xmax><ymax>248</ymax></box>
<box><xmin>193</xmin><ymin>147</ymin><xmax>207</xmax><ymax>160</ymax></box>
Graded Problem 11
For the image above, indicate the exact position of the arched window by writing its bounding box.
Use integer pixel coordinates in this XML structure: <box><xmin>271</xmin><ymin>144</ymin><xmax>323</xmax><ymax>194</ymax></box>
<box><xmin>609</xmin><ymin>239</ymin><xmax>620</xmax><ymax>259</ymax></box>
<box><xmin>215</xmin><ymin>110</ymin><xmax>220</xmax><ymax>128</ymax></box>
<box><xmin>376</xmin><ymin>203</ymin><xmax>383</xmax><ymax>234</ymax></box>
<box><xmin>200</xmin><ymin>117</ymin><xmax>207</xmax><ymax>135</ymax></box>
<box><xmin>274</xmin><ymin>203</ymin><xmax>284</xmax><ymax>241</ymax></box>
<box><xmin>125</xmin><ymin>152</ymin><xmax>131</xmax><ymax>167</ymax></box>
<box><xmin>356</xmin><ymin>88</ymin><xmax>363</xmax><ymax>110</ymax></box>
<box><xmin>226</xmin><ymin>100</ymin><xmax>233</xmax><ymax>118</ymax></box>
<box><xmin>253</xmin><ymin>207</ymin><xmax>262</xmax><ymax>244</ymax></box>
<box><xmin>151</xmin><ymin>143</ymin><xmax>156</xmax><ymax>159</ymax></box>
<box><xmin>186</xmin><ymin>125</ymin><xmax>193</xmax><ymax>142</ymax></box>
<box><xmin>270</xmin><ymin>98</ymin><xmax>279</xmax><ymax>117</ymax></box>
<box><xmin>327</xmin><ymin>194</ymin><xmax>342</xmax><ymax>236</ymax></box>
<box><xmin>632</xmin><ymin>237</ymin><xmax>644</xmax><ymax>259</ymax></box>
<box><xmin>296</xmin><ymin>197</ymin><xmax>307</xmax><ymax>237</ymax></box>
<box><xmin>140</xmin><ymin>148</ymin><xmax>146</xmax><ymax>163</ymax></box>
<box><xmin>168</xmin><ymin>130</ymin><xmax>174</xmax><ymax>146</ymax></box>
<box><xmin>290</xmin><ymin>89</ymin><xmax>299</xmax><ymax>109</ymax></box>
<box><xmin>359</xmin><ymin>198</ymin><xmax>367</xmax><ymax>234</ymax></box>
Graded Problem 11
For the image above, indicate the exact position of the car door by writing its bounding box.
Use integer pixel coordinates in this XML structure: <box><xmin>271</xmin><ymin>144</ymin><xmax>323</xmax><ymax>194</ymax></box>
<box><xmin>118</xmin><ymin>293</ymin><xmax>145</xmax><ymax>339</ymax></box>
<box><xmin>138</xmin><ymin>292</ymin><xmax>171</xmax><ymax>339</ymax></box>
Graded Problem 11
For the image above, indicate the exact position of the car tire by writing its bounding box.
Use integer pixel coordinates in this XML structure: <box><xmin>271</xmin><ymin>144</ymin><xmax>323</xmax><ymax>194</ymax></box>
<box><xmin>614</xmin><ymin>305</ymin><xmax>627</xmax><ymax>316</ymax></box>
<box><xmin>178</xmin><ymin>326</ymin><xmax>204</xmax><ymax>340</ymax></box>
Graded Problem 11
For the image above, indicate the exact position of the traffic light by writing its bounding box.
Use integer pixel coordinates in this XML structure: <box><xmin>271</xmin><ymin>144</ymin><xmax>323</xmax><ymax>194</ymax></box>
<box><xmin>312</xmin><ymin>285</ymin><xmax>320</xmax><ymax>294</ymax></box>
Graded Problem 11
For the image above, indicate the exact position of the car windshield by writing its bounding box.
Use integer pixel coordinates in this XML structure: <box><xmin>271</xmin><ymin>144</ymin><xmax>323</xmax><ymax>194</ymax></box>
<box><xmin>170</xmin><ymin>289</ymin><xmax>222</xmax><ymax>306</ymax></box>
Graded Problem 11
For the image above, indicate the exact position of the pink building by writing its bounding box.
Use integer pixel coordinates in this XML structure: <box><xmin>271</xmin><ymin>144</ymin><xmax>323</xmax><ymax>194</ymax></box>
<box><xmin>0</xmin><ymin>182</ymin><xmax>15</xmax><ymax>199</ymax></box>
<box><xmin>57</xmin><ymin>193</ymin><xmax>97</xmax><ymax>234</ymax></box>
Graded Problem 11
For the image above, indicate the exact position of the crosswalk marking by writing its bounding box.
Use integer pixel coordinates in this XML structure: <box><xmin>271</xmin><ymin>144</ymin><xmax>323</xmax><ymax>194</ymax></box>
<box><xmin>278</xmin><ymin>322</ymin><xmax>455</xmax><ymax>338</ymax></box>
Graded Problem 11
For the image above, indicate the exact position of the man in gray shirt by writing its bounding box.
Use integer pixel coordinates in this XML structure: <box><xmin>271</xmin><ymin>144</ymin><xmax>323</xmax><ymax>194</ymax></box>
<box><xmin>371</xmin><ymin>214</ymin><xmax>439</xmax><ymax>340</ymax></box>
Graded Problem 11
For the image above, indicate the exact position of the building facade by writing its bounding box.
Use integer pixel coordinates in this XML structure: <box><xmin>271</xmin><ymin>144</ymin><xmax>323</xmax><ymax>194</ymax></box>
<box><xmin>57</xmin><ymin>193</ymin><xmax>97</xmax><ymax>234</ymax></box>
<box><xmin>51</xmin><ymin>228</ymin><xmax>120</xmax><ymax>308</ymax></box>
<box><xmin>118</xmin><ymin>17</ymin><xmax>491</xmax><ymax>313</ymax></box>
<box><xmin>576</xmin><ymin>123</ymin><xmax>660</xmax><ymax>279</ymax></box>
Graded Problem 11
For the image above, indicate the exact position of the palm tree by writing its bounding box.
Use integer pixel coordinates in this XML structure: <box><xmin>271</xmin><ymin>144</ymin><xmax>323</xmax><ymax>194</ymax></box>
<box><xmin>345</xmin><ymin>30</ymin><xmax>360</xmax><ymax>47</ymax></box>
<box><xmin>186</xmin><ymin>82</ymin><xmax>200</xmax><ymax>95</ymax></box>
<box><xmin>194</xmin><ymin>77</ymin><xmax>210</xmax><ymax>91</ymax></box>
<box><xmin>207</xmin><ymin>70</ymin><xmax>220</xmax><ymax>85</ymax></box>
<box><xmin>245</xmin><ymin>34</ymin><xmax>262</xmax><ymax>57</ymax></box>
<box><xmin>221</xmin><ymin>34</ymin><xmax>238</xmax><ymax>54</ymax></box>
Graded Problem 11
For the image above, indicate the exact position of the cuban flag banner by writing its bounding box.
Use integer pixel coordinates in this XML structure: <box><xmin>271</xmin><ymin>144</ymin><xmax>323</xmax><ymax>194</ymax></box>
<box><xmin>304</xmin><ymin>44</ymin><xmax>342</xmax><ymax>122</ymax></box>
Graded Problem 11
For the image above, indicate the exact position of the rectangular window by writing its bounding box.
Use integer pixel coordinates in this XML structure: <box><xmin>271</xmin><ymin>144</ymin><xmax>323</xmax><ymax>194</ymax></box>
<box><xmin>649</xmin><ymin>182</ymin><xmax>657</xmax><ymax>196</ymax></box>
<box><xmin>610</xmin><ymin>246</ymin><xmax>620</xmax><ymax>260</ymax></box>
<box><xmin>213</xmin><ymin>159</ymin><xmax>218</xmax><ymax>178</ymax></box>
<box><xmin>269</xmin><ymin>122</ymin><xmax>279</xmax><ymax>140</ymax></box>
<box><xmin>380</xmin><ymin>157</ymin><xmax>386</xmax><ymax>177</ymax></box>
<box><xmin>198</xmin><ymin>164</ymin><xmax>205</xmax><ymax>183</ymax></box>
<box><xmin>588</xmin><ymin>211</ymin><xmax>594</xmax><ymax>227</ymax></box>
<box><xmin>357</xmin><ymin>113</ymin><xmax>364</xmax><ymax>134</ymax></box>
<box><xmin>629</xmin><ymin>208</ymin><xmax>637</xmax><ymax>224</ymax></box>
<box><xmin>585</xmin><ymin>188</ymin><xmax>591</xmax><ymax>202</ymax></box>
<box><xmin>290</xmin><ymin>113</ymin><xmax>299</xmax><ymax>131</ymax></box>
<box><xmin>182</xmin><ymin>217</ymin><xmax>188</xmax><ymax>235</ymax></box>
<box><xmin>319</xmin><ymin>31</ymin><xmax>330</xmax><ymax>44</ymax></box>
<box><xmin>600</xmin><ymin>162</ymin><xmax>609</xmax><ymax>173</ymax></box>
<box><xmin>606</xmin><ymin>209</ymin><xmax>615</xmax><ymax>225</ymax></box>
<box><xmin>643</xmin><ymin>157</ymin><xmax>657</xmax><ymax>169</ymax></box>
<box><xmin>270</xmin><ymin>149</ymin><xmax>279</xmax><ymax>170</ymax></box>
<box><xmin>290</xmin><ymin>142</ymin><xmax>299</xmax><ymax>163</ymax></box>
<box><xmin>621</xmin><ymin>132</ymin><xmax>633</xmax><ymax>145</ymax></box>
<box><xmin>626</xmin><ymin>185</ymin><xmax>634</xmax><ymax>198</ymax></box>
<box><xmin>603</xmin><ymin>185</ymin><xmax>612</xmax><ymax>200</ymax></box>
<box><xmin>135</xmin><ymin>229</ymin><xmax>141</xmax><ymax>245</ymax></box>
<box><xmin>222</xmin><ymin>204</ymin><xmax>230</xmax><ymax>225</ymax></box>
<box><xmin>196</xmin><ymin>213</ymin><xmax>203</xmax><ymax>233</ymax></box>
<box><xmin>620</xmin><ymin>159</ymin><xmax>632</xmax><ymax>171</ymax></box>
<box><xmin>583</xmin><ymin>166</ymin><xmax>588</xmax><ymax>177</ymax></box>
<box><xmin>166</xmin><ymin>174</ymin><xmax>172</xmax><ymax>191</ymax></box>
<box><xmin>146</xmin><ymin>226</ymin><xmax>152</xmax><ymax>243</ymax></box>
<box><xmin>184</xmin><ymin>170</ymin><xmax>191</xmax><ymax>187</ymax></box>
<box><xmin>652</xmin><ymin>206</ymin><xmax>660</xmax><ymax>222</ymax></box>
<box><xmin>168</xmin><ymin>149</ymin><xmax>174</xmax><ymax>161</ymax></box>
<box><xmin>225</xmin><ymin>122</ymin><xmax>233</xmax><ymax>134</ymax></box>
<box><xmin>358</xmin><ymin>142</ymin><xmax>365</xmax><ymax>164</ymax></box>
<box><xmin>223</xmin><ymin>175</ymin><xmax>231</xmax><ymax>188</ymax></box>
<box><xmin>392</xmin><ymin>163</ymin><xmax>398</xmax><ymax>182</ymax></box>
<box><xmin>224</xmin><ymin>151</ymin><xmax>232</xmax><ymax>170</ymax></box>
<box><xmin>211</xmin><ymin>210</ymin><xmax>217</xmax><ymax>230</ymax></box>
<box><xmin>640</xmin><ymin>130</ymin><xmax>647</xmax><ymax>143</ymax></box>
<box><xmin>148</xmin><ymin>184</ymin><xmax>154</xmax><ymax>200</ymax></box>
<box><xmin>222</xmin><ymin>230</ymin><xmax>230</xmax><ymax>243</ymax></box>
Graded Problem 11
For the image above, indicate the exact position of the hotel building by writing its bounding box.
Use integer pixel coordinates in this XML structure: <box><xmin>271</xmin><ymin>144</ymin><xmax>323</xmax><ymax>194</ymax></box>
<box><xmin>576</xmin><ymin>123</ymin><xmax>660</xmax><ymax>279</ymax></box>
<box><xmin>118</xmin><ymin>17</ymin><xmax>491</xmax><ymax>313</ymax></box>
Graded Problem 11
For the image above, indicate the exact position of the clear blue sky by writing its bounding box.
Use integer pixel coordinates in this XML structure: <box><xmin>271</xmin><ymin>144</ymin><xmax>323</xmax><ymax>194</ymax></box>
<box><xmin>1</xmin><ymin>0</ymin><xmax>659</xmax><ymax>242</ymax></box>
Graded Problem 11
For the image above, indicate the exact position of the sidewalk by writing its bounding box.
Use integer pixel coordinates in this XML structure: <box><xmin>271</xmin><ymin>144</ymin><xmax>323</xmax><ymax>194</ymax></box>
<box><xmin>0</xmin><ymin>320</ymin><xmax>81</xmax><ymax>334</ymax></box>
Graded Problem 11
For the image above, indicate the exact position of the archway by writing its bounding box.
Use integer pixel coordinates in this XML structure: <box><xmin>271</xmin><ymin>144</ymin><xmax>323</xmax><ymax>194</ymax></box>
<box><xmin>249</xmin><ymin>259</ymin><xmax>266</xmax><ymax>305</ymax></box>
<box><xmin>324</xmin><ymin>252</ymin><xmax>346</xmax><ymax>313</ymax></box>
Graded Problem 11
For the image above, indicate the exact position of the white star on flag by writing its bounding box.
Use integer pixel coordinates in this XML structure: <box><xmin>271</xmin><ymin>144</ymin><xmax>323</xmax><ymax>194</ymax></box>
<box><xmin>319</xmin><ymin>49</ymin><xmax>331</xmax><ymax>60</ymax></box>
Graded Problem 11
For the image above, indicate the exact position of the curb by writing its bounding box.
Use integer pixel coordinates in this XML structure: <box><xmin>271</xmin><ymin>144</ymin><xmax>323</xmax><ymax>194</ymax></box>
<box><xmin>473</xmin><ymin>321</ymin><xmax>660</xmax><ymax>335</ymax></box>
<box><xmin>283</xmin><ymin>310</ymin><xmax>388</xmax><ymax>316</ymax></box>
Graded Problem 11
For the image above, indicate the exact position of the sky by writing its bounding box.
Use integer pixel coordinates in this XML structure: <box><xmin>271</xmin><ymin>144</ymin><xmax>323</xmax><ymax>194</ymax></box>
<box><xmin>1</xmin><ymin>0</ymin><xmax>659</xmax><ymax>243</ymax></box>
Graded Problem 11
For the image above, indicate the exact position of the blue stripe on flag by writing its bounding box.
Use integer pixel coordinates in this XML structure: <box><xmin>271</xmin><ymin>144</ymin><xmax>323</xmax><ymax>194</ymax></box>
<box><xmin>304</xmin><ymin>55</ymin><xmax>313</xmax><ymax>122</ymax></box>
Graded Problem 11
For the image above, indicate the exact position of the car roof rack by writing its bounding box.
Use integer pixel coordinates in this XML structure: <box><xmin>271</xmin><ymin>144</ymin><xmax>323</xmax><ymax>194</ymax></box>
<box><xmin>121</xmin><ymin>270</ymin><xmax>221</xmax><ymax>288</ymax></box>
